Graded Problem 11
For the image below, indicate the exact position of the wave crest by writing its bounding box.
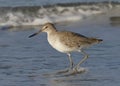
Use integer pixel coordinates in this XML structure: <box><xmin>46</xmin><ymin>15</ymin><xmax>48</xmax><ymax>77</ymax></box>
<box><xmin>0</xmin><ymin>2</ymin><xmax>120</xmax><ymax>27</ymax></box>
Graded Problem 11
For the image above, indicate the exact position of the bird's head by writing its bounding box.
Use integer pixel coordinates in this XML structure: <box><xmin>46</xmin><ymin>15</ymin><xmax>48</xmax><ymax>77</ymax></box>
<box><xmin>29</xmin><ymin>23</ymin><xmax>56</xmax><ymax>38</ymax></box>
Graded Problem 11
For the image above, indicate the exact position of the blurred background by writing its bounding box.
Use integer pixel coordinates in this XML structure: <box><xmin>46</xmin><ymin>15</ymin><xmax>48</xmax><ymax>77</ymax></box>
<box><xmin>0</xmin><ymin>0</ymin><xmax>120</xmax><ymax>86</ymax></box>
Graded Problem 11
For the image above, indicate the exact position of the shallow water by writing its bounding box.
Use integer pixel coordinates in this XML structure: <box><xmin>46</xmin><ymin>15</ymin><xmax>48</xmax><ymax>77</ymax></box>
<box><xmin>0</xmin><ymin>12</ymin><xmax>120</xmax><ymax>86</ymax></box>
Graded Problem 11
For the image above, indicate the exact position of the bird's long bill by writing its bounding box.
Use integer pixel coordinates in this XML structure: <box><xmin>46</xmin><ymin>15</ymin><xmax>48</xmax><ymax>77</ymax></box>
<box><xmin>29</xmin><ymin>30</ymin><xmax>41</xmax><ymax>38</ymax></box>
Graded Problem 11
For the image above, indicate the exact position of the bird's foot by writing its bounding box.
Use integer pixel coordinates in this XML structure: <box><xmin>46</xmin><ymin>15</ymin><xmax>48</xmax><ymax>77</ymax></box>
<box><xmin>58</xmin><ymin>67</ymin><xmax>86</xmax><ymax>76</ymax></box>
<box><xmin>65</xmin><ymin>66</ymin><xmax>86</xmax><ymax>75</ymax></box>
<box><xmin>73</xmin><ymin>66</ymin><xmax>86</xmax><ymax>74</ymax></box>
<box><xmin>54</xmin><ymin>68</ymin><xmax>69</xmax><ymax>74</ymax></box>
<box><xmin>42</xmin><ymin>67</ymin><xmax>86</xmax><ymax>77</ymax></box>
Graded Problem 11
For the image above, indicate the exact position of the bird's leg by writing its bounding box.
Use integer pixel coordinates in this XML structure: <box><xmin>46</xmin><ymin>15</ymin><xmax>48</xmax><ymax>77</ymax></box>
<box><xmin>67</xmin><ymin>53</ymin><xmax>74</xmax><ymax>71</ymax></box>
<box><xmin>53</xmin><ymin>53</ymin><xmax>74</xmax><ymax>74</ymax></box>
<box><xmin>52</xmin><ymin>53</ymin><xmax>74</xmax><ymax>74</ymax></box>
<box><xmin>73</xmin><ymin>50</ymin><xmax>88</xmax><ymax>72</ymax></box>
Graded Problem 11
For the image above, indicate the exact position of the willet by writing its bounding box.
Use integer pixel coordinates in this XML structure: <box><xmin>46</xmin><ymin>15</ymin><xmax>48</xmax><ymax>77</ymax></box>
<box><xmin>29</xmin><ymin>23</ymin><xmax>103</xmax><ymax>74</ymax></box>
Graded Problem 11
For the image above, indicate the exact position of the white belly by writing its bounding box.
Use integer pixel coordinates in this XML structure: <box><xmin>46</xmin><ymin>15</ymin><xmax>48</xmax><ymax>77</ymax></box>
<box><xmin>48</xmin><ymin>35</ymin><xmax>76</xmax><ymax>53</ymax></box>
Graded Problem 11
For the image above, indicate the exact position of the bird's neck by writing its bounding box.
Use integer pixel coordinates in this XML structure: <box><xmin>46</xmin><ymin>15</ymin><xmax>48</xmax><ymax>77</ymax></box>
<box><xmin>47</xmin><ymin>30</ymin><xmax>58</xmax><ymax>45</ymax></box>
<box><xmin>47</xmin><ymin>29</ymin><xmax>57</xmax><ymax>35</ymax></box>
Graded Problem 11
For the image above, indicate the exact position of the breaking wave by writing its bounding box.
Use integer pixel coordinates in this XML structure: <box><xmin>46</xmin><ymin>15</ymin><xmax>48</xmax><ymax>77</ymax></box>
<box><xmin>0</xmin><ymin>1</ymin><xmax>120</xmax><ymax>27</ymax></box>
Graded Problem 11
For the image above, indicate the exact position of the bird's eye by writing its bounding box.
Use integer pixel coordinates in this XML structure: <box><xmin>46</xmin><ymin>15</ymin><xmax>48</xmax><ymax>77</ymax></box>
<box><xmin>42</xmin><ymin>25</ymin><xmax>48</xmax><ymax>31</ymax></box>
<box><xmin>44</xmin><ymin>26</ymin><xmax>48</xmax><ymax>29</ymax></box>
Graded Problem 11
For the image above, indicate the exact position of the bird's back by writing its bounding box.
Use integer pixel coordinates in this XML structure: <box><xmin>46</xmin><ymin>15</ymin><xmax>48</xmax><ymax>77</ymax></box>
<box><xmin>58</xmin><ymin>31</ymin><xmax>102</xmax><ymax>48</ymax></box>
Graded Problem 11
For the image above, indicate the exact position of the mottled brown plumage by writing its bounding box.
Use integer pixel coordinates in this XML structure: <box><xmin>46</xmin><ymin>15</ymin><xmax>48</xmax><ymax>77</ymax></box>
<box><xmin>58</xmin><ymin>31</ymin><xmax>102</xmax><ymax>48</ymax></box>
<box><xmin>29</xmin><ymin>23</ymin><xmax>103</xmax><ymax>73</ymax></box>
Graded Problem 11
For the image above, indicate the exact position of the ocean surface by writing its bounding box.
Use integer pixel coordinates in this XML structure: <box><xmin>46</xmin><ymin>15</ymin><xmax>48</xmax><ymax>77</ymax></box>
<box><xmin>0</xmin><ymin>0</ymin><xmax>120</xmax><ymax>86</ymax></box>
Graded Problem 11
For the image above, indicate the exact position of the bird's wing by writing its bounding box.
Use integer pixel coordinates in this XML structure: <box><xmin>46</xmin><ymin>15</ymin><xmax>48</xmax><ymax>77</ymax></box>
<box><xmin>58</xmin><ymin>31</ymin><xmax>90</xmax><ymax>47</ymax></box>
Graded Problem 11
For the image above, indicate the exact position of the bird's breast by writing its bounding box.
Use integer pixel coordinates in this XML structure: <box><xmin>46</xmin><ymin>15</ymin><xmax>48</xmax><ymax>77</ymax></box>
<box><xmin>47</xmin><ymin>35</ymin><xmax>64</xmax><ymax>52</ymax></box>
<box><xmin>47</xmin><ymin>34</ymin><xmax>78</xmax><ymax>53</ymax></box>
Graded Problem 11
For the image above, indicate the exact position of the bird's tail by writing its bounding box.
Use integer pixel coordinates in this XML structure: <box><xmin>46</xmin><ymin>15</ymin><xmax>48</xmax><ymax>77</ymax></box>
<box><xmin>97</xmin><ymin>39</ymin><xmax>103</xmax><ymax>43</ymax></box>
<box><xmin>89</xmin><ymin>38</ymin><xmax>103</xmax><ymax>44</ymax></box>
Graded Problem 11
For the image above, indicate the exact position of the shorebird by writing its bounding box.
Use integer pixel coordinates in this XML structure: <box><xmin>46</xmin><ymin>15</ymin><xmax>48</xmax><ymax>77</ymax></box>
<box><xmin>29</xmin><ymin>23</ymin><xmax>102</xmax><ymax>73</ymax></box>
